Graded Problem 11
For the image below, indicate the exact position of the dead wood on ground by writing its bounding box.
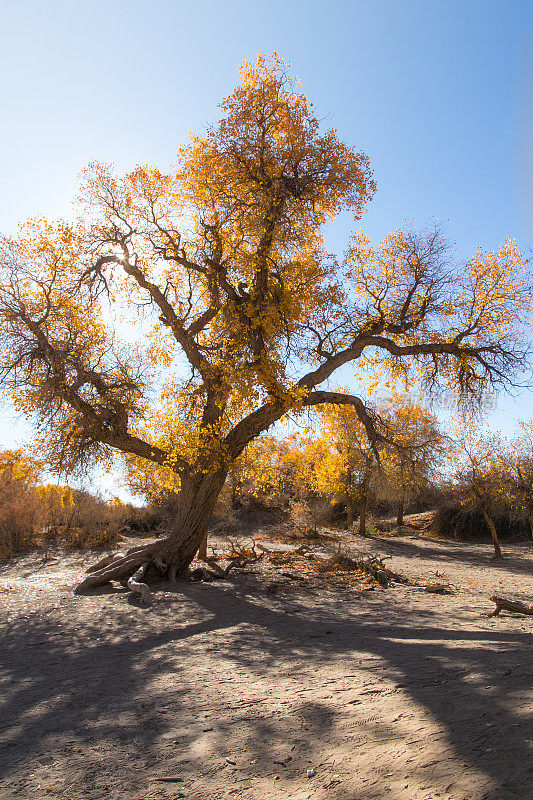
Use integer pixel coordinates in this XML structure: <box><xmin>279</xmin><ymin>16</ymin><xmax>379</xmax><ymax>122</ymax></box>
<box><xmin>490</xmin><ymin>595</ymin><xmax>533</xmax><ymax>616</ymax></box>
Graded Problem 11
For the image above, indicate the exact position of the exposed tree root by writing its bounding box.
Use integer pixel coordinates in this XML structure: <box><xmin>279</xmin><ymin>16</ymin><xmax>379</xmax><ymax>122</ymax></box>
<box><xmin>167</xmin><ymin>564</ymin><xmax>177</xmax><ymax>584</ymax></box>
<box><xmin>127</xmin><ymin>562</ymin><xmax>152</xmax><ymax>604</ymax></box>
<box><xmin>75</xmin><ymin>545</ymin><xmax>155</xmax><ymax>594</ymax></box>
<box><xmin>75</xmin><ymin>539</ymin><xmax>251</xmax><ymax>596</ymax></box>
<box><xmin>85</xmin><ymin>553</ymin><xmax>124</xmax><ymax>573</ymax></box>
<box><xmin>490</xmin><ymin>595</ymin><xmax>533</xmax><ymax>616</ymax></box>
<box><xmin>126</xmin><ymin>558</ymin><xmax>169</xmax><ymax>604</ymax></box>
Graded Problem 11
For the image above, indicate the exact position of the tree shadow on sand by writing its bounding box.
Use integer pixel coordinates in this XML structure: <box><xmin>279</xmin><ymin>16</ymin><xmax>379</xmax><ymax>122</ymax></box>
<box><xmin>358</xmin><ymin>533</ymin><xmax>533</xmax><ymax>579</ymax></box>
<box><xmin>0</xmin><ymin>576</ymin><xmax>531</xmax><ymax>799</ymax></box>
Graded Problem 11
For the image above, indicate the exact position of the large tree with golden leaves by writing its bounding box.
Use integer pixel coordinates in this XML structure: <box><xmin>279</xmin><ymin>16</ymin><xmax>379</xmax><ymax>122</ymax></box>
<box><xmin>0</xmin><ymin>55</ymin><xmax>531</xmax><ymax>592</ymax></box>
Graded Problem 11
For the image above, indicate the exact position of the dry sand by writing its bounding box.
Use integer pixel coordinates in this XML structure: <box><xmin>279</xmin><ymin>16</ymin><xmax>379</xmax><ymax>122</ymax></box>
<box><xmin>0</xmin><ymin>527</ymin><xmax>532</xmax><ymax>800</ymax></box>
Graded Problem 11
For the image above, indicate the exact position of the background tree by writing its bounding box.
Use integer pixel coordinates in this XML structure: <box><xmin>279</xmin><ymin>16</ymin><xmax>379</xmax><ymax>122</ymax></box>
<box><xmin>504</xmin><ymin>419</ymin><xmax>533</xmax><ymax>538</ymax></box>
<box><xmin>453</xmin><ymin>430</ymin><xmax>509</xmax><ymax>558</ymax></box>
<box><xmin>0</xmin><ymin>55</ymin><xmax>531</xmax><ymax>593</ymax></box>
<box><xmin>379</xmin><ymin>395</ymin><xmax>446</xmax><ymax>526</ymax></box>
<box><xmin>314</xmin><ymin>402</ymin><xmax>378</xmax><ymax>534</ymax></box>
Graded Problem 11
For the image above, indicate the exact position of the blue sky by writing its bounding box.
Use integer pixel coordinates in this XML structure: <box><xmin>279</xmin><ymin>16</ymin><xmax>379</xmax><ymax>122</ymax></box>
<box><xmin>1</xmin><ymin>0</ymin><xmax>532</xmax><ymax>493</ymax></box>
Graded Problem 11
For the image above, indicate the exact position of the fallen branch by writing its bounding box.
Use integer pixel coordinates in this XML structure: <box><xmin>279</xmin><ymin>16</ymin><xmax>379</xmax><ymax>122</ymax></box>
<box><xmin>199</xmin><ymin>556</ymin><xmax>250</xmax><ymax>579</ymax></box>
<box><xmin>341</xmin><ymin>552</ymin><xmax>412</xmax><ymax>588</ymax></box>
<box><xmin>222</xmin><ymin>536</ymin><xmax>264</xmax><ymax>563</ymax></box>
<box><xmin>490</xmin><ymin>595</ymin><xmax>533</xmax><ymax>616</ymax></box>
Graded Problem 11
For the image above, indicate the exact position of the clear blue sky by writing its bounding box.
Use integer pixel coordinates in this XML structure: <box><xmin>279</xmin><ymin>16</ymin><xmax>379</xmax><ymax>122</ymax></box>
<box><xmin>1</xmin><ymin>0</ymin><xmax>532</xmax><ymax>492</ymax></box>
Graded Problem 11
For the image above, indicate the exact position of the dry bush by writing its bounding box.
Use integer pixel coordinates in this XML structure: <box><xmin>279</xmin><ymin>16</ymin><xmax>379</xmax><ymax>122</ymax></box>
<box><xmin>434</xmin><ymin>503</ymin><xmax>528</xmax><ymax>542</ymax></box>
<box><xmin>63</xmin><ymin>525</ymin><xmax>121</xmax><ymax>549</ymax></box>
<box><xmin>60</xmin><ymin>490</ymin><xmax>128</xmax><ymax>549</ymax></box>
<box><xmin>0</xmin><ymin>447</ymin><xmax>132</xmax><ymax>557</ymax></box>
<box><xmin>0</xmin><ymin>480</ymin><xmax>41</xmax><ymax>558</ymax></box>
<box><xmin>288</xmin><ymin>499</ymin><xmax>322</xmax><ymax>539</ymax></box>
<box><xmin>0</xmin><ymin>450</ymin><xmax>42</xmax><ymax>559</ymax></box>
<box><xmin>134</xmin><ymin>493</ymin><xmax>181</xmax><ymax>535</ymax></box>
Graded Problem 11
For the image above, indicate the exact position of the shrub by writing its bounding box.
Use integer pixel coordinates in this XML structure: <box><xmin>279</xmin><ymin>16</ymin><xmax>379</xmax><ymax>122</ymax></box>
<box><xmin>0</xmin><ymin>450</ymin><xmax>42</xmax><ymax>559</ymax></box>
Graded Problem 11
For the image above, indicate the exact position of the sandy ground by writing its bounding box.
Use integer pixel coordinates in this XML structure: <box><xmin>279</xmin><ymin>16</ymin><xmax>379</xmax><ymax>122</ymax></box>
<box><xmin>0</xmin><ymin>525</ymin><xmax>532</xmax><ymax>800</ymax></box>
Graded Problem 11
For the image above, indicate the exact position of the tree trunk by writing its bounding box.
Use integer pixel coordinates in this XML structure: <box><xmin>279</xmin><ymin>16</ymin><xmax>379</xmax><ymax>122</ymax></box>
<box><xmin>359</xmin><ymin>493</ymin><xmax>368</xmax><ymax>537</ymax></box>
<box><xmin>397</xmin><ymin>496</ymin><xmax>405</xmax><ymax>527</ymax></box>
<box><xmin>198</xmin><ymin>533</ymin><xmax>208</xmax><ymax>560</ymax></box>
<box><xmin>528</xmin><ymin>511</ymin><xmax>533</xmax><ymax>540</ymax></box>
<box><xmin>230</xmin><ymin>470</ymin><xmax>238</xmax><ymax>504</ymax></box>
<box><xmin>345</xmin><ymin>467</ymin><xmax>354</xmax><ymax>529</ymax></box>
<box><xmin>482</xmin><ymin>507</ymin><xmax>502</xmax><ymax>559</ymax></box>
<box><xmin>75</xmin><ymin>469</ymin><xmax>227</xmax><ymax>593</ymax></box>
<box><xmin>358</xmin><ymin>462</ymin><xmax>372</xmax><ymax>536</ymax></box>
<box><xmin>346</xmin><ymin>495</ymin><xmax>354</xmax><ymax>529</ymax></box>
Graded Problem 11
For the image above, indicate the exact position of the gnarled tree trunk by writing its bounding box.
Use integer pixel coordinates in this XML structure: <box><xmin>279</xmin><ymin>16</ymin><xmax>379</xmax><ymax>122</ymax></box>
<box><xmin>198</xmin><ymin>533</ymin><xmax>208</xmax><ymax>560</ymax></box>
<box><xmin>75</xmin><ymin>468</ymin><xmax>227</xmax><ymax>593</ymax></box>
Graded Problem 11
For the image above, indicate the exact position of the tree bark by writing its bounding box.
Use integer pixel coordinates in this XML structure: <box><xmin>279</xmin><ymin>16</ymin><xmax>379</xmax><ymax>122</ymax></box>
<box><xmin>75</xmin><ymin>468</ymin><xmax>227</xmax><ymax>593</ymax></box>
<box><xmin>346</xmin><ymin>469</ymin><xmax>354</xmax><ymax>529</ymax></box>
<box><xmin>359</xmin><ymin>493</ymin><xmax>368</xmax><ymax>537</ymax></box>
<box><xmin>346</xmin><ymin>495</ymin><xmax>354</xmax><ymax>529</ymax></box>
<box><xmin>528</xmin><ymin>511</ymin><xmax>533</xmax><ymax>540</ymax></box>
<box><xmin>198</xmin><ymin>533</ymin><xmax>208</xmax><ymax>560</ymax></box>
<box><xmin>229</xmin><ymin>471</ymin><xmax>238</xmax><ymax>504</ymax></box>
<box><xmin>397</xmin><ymin>496</ymin><xmax>404</xmax><ymax>527</ymax></box>
<box><xmin>482</xmin><ymin>507</ymin><xmax>503</xmax><ymax>559</ymax></box>
<box><xmin>358</xmin><ymin>462</ymin><xmax>372</xmax><ymax>536</ymax></box>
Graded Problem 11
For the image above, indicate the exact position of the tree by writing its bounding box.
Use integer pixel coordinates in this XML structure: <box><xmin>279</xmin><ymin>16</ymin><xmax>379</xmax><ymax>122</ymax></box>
<box><xmin>504</xmin><ymin>419</ymin><xmax>533</xmax><ymax>538</ymax></box>
<box><xmin>237</xmin><ymin>432</ymin><xmax>323</xmax><ymax>503</ymax></box>
<box><xmin>453</xmin><ymin>431</ymin><xmax>508</xmax><ymax>558</ymax></box>
<box><xmin>0</xmin><ymin>54</ymin><xmax>531</xmax><ymax>593</ymax></box>
<box><xmin>379</xmin><ymin>395</ymin><xmax>446</xmax><ymax>526</ymax></box>
<box><xmin>314</xmin><ymin>402</ymin><xmax>378</xmax><ymax>534</ymax></box>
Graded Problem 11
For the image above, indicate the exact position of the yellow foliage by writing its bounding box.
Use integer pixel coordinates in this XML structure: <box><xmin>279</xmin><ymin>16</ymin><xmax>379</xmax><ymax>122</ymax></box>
<box><xmin>0</xmin><ymin>53</ymin><xmax>530</xmax><ymax>510</ymax></box>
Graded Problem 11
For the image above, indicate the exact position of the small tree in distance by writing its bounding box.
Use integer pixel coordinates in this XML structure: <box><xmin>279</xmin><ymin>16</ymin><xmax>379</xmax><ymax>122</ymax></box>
<box><xmin>453</xmin><ymin>430</ymin><xmax>508</xmax><ymax>558</ymax></box>
<box><xmin>380</xmin><ymin>395</ymin><xmax>447</xmax><ymax>527</ymax></box>
<box><xmin>0</xmin><ymin>54</ymin><xmax>531</xmax><ymax>594</ymax></box>
<box><xmin>505</xmin><ymin>419</ymin><xmax>533</xmax><ymax>539</ymax></box>
<box><xmin>314</xmin><ymin>402</ymin><xmax>378</xmax><ymax>534</ymax></box>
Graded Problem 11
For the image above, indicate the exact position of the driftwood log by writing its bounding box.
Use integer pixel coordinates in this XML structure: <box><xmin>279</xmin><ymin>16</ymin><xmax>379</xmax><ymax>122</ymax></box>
<box><xmin>315</xmin><ymin>550</ymin><xmax>411</xmax><ymax>588</ymax></box>
<box><xmin>490</xmin><ymin>595</ymin><xmax>533</xmax><ymax>616</ymax></box>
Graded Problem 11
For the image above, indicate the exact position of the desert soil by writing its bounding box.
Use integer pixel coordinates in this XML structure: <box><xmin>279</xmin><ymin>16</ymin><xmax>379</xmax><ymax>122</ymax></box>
<box><xmin>0</xmin><ymin>522</ymin><xmax>532</xmax><ymax>800</ymax></box>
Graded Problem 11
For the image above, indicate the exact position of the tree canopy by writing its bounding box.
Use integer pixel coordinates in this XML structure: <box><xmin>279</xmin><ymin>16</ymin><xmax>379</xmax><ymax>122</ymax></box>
<box><xmin>0</xmin><ymin>54</ymin><xmax>531</xmax><ymax>586</ymax></box>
